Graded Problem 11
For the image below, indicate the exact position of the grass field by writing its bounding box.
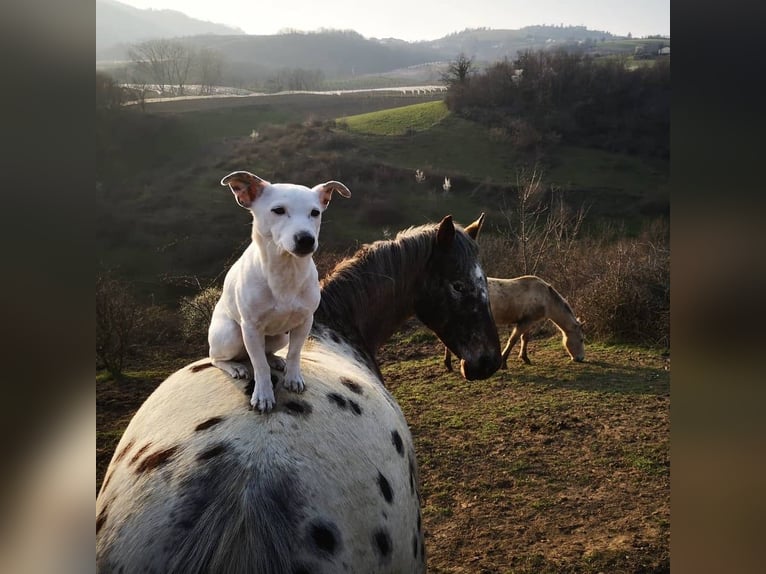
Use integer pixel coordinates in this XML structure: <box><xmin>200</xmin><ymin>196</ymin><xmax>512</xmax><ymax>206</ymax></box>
<box><xmin>339</xmin><ymin>100</ymin><xmax>450</xmax><ymax>135</ymax></box>
<box><xmin>97</xmin><ymin>321</ymin><xmax>669</xmax><ymax>573</ymax></box>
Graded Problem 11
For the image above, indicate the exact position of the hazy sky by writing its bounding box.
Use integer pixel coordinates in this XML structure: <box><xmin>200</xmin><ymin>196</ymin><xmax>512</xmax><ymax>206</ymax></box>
<box><xmin>115</xmin><ymin>0</ymin><xmax>670</xmax><ymax>41</ymax></box>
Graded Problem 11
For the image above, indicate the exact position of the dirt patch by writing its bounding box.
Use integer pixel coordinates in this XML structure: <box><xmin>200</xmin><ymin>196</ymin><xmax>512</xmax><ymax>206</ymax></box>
<box><xmin>379</xmin><ymin>320</ymin><xmax>670</xmax><ymax>573</ymax></box>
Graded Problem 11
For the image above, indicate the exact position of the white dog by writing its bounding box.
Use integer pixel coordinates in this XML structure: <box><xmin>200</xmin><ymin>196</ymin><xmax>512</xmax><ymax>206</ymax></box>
<box><xmin>209</xmin><ymin>170</ymin><xmax>351</xmax><ymax>412</ymax></box>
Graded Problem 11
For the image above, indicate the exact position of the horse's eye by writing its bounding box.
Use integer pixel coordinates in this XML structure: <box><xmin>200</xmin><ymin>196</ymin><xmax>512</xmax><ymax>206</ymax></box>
<box><xmin>271</xmin><ymin>207</ymin><xmax>286</xmax><ymax>215</ymax></box>
<box><xmin>452</xmin><ymin>281</ymin><xmax>464</xmax><ymax>293</ymax></box>
<box><xmin>310</xmin><ymin>209</ymin><xmax>321</xmax><ymax>217</ymax></box>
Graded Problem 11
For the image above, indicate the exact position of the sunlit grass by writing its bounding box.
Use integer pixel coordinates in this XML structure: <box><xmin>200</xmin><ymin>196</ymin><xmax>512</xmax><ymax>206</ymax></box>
<box><xmin>338</xmin><ymin>100</ymin><xmax>449</xmax><ymax>135</ymax></box>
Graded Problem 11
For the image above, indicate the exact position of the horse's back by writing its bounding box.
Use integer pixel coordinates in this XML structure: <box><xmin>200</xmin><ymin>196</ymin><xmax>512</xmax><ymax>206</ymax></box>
<box><xmin>97</xmin><ymin>340</ymin><xmax>425</xmax><ymax>574</ymax></box>
<box><xmin>488</xmin><ymin>275</ymin><xmax>551</xmax><ymax>324</ymax></box>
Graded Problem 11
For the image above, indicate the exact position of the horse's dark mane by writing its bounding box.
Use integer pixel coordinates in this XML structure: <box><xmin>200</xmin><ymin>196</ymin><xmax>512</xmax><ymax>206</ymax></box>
<box><xmin>313</xmin><ymin>221</ymin><xmax>477</xmax><ymax>367</ymax></box>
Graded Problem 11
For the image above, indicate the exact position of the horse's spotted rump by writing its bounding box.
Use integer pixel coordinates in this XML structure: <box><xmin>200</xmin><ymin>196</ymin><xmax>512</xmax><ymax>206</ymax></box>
<box><xmin>128</xmin><ymin>442</ymin><xmax>152</xmax><ymax>466</ymax></box>
<box><xmin>308</xmin><ymin>519</ymin><xmax>342</xmax><ymax>557</ymax></box>
<box><xmin>197</xmin><ymin>443</ymin><xmax>227</xmax><ymax>461</ymax></box>
<box><xmin>113</xmin><ymin>438</ymin><xmax>135</xmax><ymax>463</ymax></box>
<box><xmin>96</xmin><ymin>505</ymin><xmax>108</xmax><ymax>534</ymax></box>
<box><xmin>348</xmin><ymin>399</ymin><xmax>362</xmax><ymax>415</ymax></box>
<box><xmin>340</xmin><ymin>377</ymin><xmax>363</xmax><ymax>395</ymax></box>
<box><xmin>372</xmin><ymin>527</ymin><xmax>392</xmax><ymax>562</ymax></box>
<box><xmin>189</xmin><ymin>362</ymin><xmax>214</xmax><ymax>373</ymax></box>
<box><xmin>391</xmin><ymin>430</ymin><xmax>404</xmax><ymax>456</ymax></box>
<box><xmin>327</xmin><ymin>392</ymin><xmax>362</xmax><ymax>415</ymax></box>
<box><xmin>194</xmin><ymin>416</ymin><xmax>225</xmax><ymax>431</ymax></box>
<box><xmin>377</xmin><ymin>471</ymin><xmax>394</xmax><ymax>504</ymax></box>
<box><xmin>327</xmin><ymin>392</ymin><xmax>347</xmax><ymax>409</ymax></box>
<box><xmin>135</xmin><ymin>446</ymin><xmax>178</xmax><ymax>474</ymax></box>
<box><xmin>283</xmin><ymin>399</ymin><xmax>313</xmax><ymax>416</ymax></box>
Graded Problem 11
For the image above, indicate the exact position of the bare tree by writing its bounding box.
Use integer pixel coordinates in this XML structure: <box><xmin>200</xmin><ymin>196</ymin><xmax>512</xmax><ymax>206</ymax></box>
<box><xmin>196</xmin><ymin>48</ymin><xmax>223</xmax><ymax>95</ymax></box>
<box><xmin>501</xmin><ymin>165</ymin><xmax>587</xmax><ymax>275</ymax></box>
<box><xmin>441</xmin><ymin>52</ymin><xmax>474</xmax><ymax>86</ymax></box>
<box><xmin>128</xmin><ymin>39</ymin><xmax>194</xmax><ymax>96</ymax></box>
<box><xmin>167</xmin><ymin>41</ymin><xmax>194</xmax><ymax>95</ymax></box>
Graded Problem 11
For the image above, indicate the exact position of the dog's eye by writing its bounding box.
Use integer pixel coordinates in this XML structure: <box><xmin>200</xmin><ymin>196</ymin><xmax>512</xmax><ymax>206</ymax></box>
<box><xmin>310</xmin><ymin>209</ymin><xmax>320</xmax><ymax>218</ymax></box>
<box><xmin>271</xmin><ymin>207</ymin><xmax>286</xmax><ymax>215</ymax></box>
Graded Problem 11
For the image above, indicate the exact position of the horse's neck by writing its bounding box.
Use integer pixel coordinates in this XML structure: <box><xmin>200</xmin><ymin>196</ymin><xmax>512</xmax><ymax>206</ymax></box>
<box><xmin>314</xmin><ymin>246</ymin><xmax>425</xmax><ymax>359</ymax></box>
<box><xmin>547</xmin><ymin>291</ymin><xmax>578</xmax><ymax>334</ymax></box>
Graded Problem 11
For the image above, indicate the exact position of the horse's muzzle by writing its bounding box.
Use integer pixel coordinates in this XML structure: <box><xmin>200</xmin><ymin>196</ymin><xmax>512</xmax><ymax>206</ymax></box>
<box><xmin>460</xmin><ymin>353</ymin><xmax>502</xmax><ymax>381</ymax></box>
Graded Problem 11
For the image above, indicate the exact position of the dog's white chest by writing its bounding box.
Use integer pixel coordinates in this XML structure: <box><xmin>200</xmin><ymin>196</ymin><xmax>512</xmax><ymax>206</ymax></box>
<box><xmin>260</xmin><ymin>292</ymin><xmax>318</xmax><ymax>335</ymax></box>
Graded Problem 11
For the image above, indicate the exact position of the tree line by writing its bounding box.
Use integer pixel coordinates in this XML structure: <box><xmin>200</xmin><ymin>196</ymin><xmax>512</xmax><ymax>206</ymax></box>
<box><xmin>444</xmin><ymin>49</ymin><xmax>670</xmax><ymax>158</ymax></box>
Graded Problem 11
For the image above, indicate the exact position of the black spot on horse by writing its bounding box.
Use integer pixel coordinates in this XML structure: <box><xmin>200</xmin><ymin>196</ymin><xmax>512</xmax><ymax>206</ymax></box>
<box><xmin>372</xmin><ymin>528</ymin><xmax>392</xmax><ymax>562</ymax></box>
<box><xmin>391</xmin><ymin>430</ymin><xmax>404</xmax><ymax>456</ymax></box>
<box><xmin>327</xmin><ymin>392</ymin><xmax>347</xmax><ymax>409</ymax></box>
<box><xmin>330</xmin><ymin>332</ymin><xmax>340</xmax><ymax>343</ymax></box>
<box><xmin>348</xmin><ymin>399</ymin><xmax>362</xmax><ymax>415</ymax></box>
<box><xmin>412</xmin><ymin>533</ymin><xmax>418</xmax><ymax>558</ymax></box>
<box><xmin>194</xmin><ymin>416</ymin><xmax>224</xmax><ymax>431</ymax></box>
<box><xmin>377</xmin><ymin>471</ymin><xmax>393</xmax><ymax>504</ymax></box>
<box><xmin>197</xmin><ymin>443</ymin><xmax>227</xmax><ymax>461</ymax></box>
<box><xmin>284</xmin><ymin>399</ymin><xmax>313</xmax><ymax>416</ymax></box>
<box><xmin>135</xmin><ymin>446</ymin><xmax>178</xmax><ymax>474</ymax></box>
<box><xmin>308</xmin><ymin>519</ymin><xmax>342</xmax><ymax>558</ymax></box>
<box><xmin>408</xmin><ymin>458</ymin><xmax>416</xmax><ymax>496</ymax></box>
<box><xmin>340</xmin><ymin>377</ymin><xmax>363</xmax><ymax>394</ymax></box>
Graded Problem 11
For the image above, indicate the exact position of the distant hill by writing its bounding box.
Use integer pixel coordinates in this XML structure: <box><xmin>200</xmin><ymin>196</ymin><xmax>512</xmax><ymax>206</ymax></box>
<box><xmin>96</xmin><ymin>2</ymin><xmax>630</xmax><ymax>83</ymax></box>
<box><xmin>96</xmin><ymin>0</ymin><xmax>243</xmax><ymax>57</ymax></box>
<box><xmin>425</xmin><ymin>26</ymin><xmax>616</xmax><ymax>62</ymax></box>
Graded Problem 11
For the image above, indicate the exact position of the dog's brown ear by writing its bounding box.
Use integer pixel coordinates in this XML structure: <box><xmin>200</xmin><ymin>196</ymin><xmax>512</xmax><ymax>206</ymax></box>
<box><xmin>464</xmin><ymin>212</ymin><xmax>486</xmax><ymax>241</ymax></box>
<box><xmin>315</xmin><ymin>181</ymin><xmax>351</xmax><ymax>208</ymax></box>
<box><xmin>221</xmin><ymin>171</ymin><xmax>269</xmax><ymax>208</ymax></box>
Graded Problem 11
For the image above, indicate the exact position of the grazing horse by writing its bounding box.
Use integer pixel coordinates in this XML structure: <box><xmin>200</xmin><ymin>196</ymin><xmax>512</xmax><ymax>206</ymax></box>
<box><xmin>96</xmin><ymin>214</ymin><xmax>501</xmax><ymax>574</ymax></box>
<box><xmin>444</xmin><ymin>274</ymin><xmax>585</xmax><ymax>371</ymax></box>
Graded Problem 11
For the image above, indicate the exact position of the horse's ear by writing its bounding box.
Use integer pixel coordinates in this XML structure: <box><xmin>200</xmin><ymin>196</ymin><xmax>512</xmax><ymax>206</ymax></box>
<box><xmin>464</xmin><ymin>212</ymin><xmax>486</xmax><ymax>240</ymax></box>
<box><xmin>436</xmin><ymin>215</ymin><xmax>455</xmax><ymax>249</ymax></box>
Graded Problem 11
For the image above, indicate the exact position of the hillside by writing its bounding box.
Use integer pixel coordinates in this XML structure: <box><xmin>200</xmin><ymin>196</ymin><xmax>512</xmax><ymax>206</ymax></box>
<box><xmin>96</xmin><ymin>2</ymin><xmax>648</xmax><ymax>83</ymax></box>
<box><xmin>96</xmin><ymin>0</ymin><xmax>244</xmax><ymax>57</ymax></box>
<box><xmin>96</xmin><ymin>92</ymin><xmax>668</xmax><ymax>305</ymax></box>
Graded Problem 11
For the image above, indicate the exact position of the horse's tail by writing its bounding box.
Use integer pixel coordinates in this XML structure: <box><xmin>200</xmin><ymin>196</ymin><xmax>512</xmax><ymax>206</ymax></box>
<box><xmin>168</xmin><ymin>460</ymin><xmax>305</xmax><ymax>574</ymax></box>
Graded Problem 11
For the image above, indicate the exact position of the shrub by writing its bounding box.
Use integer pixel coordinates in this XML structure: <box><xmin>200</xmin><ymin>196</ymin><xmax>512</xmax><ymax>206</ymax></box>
<box><xmin>96</xmin><ymin>273</ymin><xmax>144</xmax><ymax>377</ymax></box>
<box><xmin>479</xmin><ymin>219</ymin><xmax>669</xmax><ymax>347</ymax></box>
<box><xmin>179</xmin><ymin>287</ymin><xmax>222</xmax><ymax>345</ymax></box>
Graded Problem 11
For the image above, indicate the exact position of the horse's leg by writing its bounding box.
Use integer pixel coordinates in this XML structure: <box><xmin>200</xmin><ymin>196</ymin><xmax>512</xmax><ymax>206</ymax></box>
<box><xmin>519</xmin><ymin>332</ymin><xmax>532</xmax><ymax>365</ymax></box>
<box><xmin>443</xmin><ymin>346</ymin><xmax>453</xmax><ymax>372</ymax></box>
<box><xmin>501</xmin><ymin>327</ymin><xmax>521</xmax><ymax>369</ymax></box>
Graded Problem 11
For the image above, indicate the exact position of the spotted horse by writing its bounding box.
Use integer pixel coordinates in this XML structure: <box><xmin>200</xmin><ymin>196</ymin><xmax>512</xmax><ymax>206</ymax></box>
<box><xmin>96</xmin><ymin>214</ymin><xmax>502</xmax><ymax>574</ymax></box>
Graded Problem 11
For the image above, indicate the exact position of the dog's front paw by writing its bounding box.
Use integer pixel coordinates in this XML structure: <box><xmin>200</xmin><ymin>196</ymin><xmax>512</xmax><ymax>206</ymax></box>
<box><xmin>250</xmin><ymin>389</ymin><xmax>276</xmax><ymax>413</ymax></box>
<box><xmin>283</xmin><ymin>375</ymin><xmax>305</xmax><ymax>394</ymax></box>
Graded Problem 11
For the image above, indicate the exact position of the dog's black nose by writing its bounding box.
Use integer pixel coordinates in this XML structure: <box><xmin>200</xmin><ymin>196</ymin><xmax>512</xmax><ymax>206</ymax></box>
<box><xmin>293</xmin><ymin>233</ymin><xmax>316</xmax><ymax>255</ymax></box>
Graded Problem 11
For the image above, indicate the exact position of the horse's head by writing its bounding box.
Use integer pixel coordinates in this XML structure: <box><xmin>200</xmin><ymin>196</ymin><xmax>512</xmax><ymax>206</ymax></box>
<box><xmin>564</xmin><ymin>318</ymin><xmax>586</xmax><ymax>362</ymax></box>
<box><xmin>414</xmin><ymin>214</ymin><xmax>502</xmax><ymax>380</ymax></box>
